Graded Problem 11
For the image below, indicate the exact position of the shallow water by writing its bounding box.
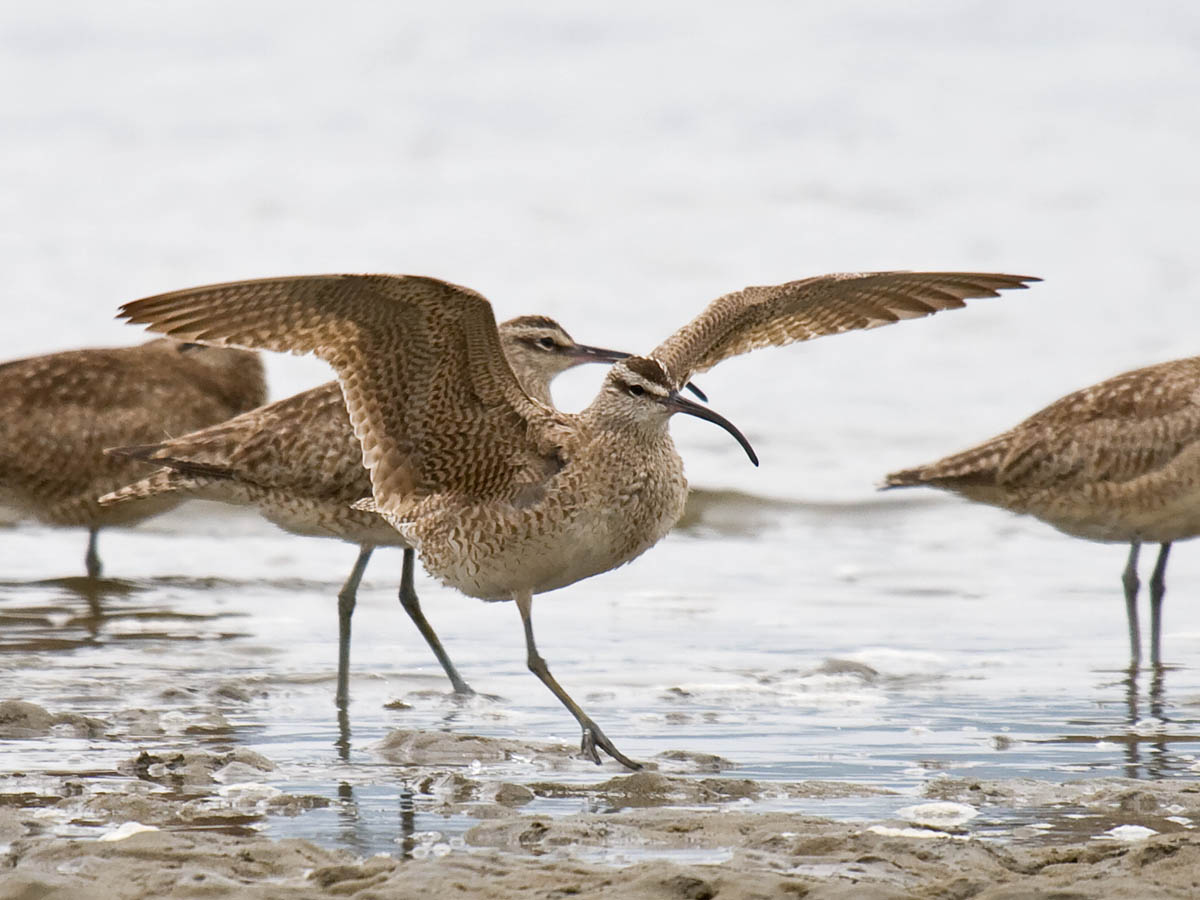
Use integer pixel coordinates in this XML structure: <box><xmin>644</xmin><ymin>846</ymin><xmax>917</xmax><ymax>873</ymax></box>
<box><xmin>4</xmin><ymin>0</ymin><xmax>1200</xmax><ymax>864</ymax></box>
<box><xmin>4</xmin><ymin>490</ymin><xmax>1200</xmax><ymax>856</ymax></box>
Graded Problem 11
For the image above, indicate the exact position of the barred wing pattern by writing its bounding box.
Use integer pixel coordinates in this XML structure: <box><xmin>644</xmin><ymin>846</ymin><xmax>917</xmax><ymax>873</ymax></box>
<box><xmin>889</xmin><ymin>357</ymin><xmax>1200</xmax><ymax>490</ymax></box>
<box><xmin>650</xmin><ymin>272</ymin><xmax>1038</xmax><ymax>390</ymax></box>
<box><xmin>106</xmin><ymin>382</ymin><xmax>371</xmax><ymax>497</ymax></box>
<box><xmin>119</xmin><ymin>275</ymin><xmax>553</xmax><ymax>514</ymax></box>
<box><xmin>0</xmin><ymin>341</ymin><xmax>265</xmax><ymax>524</ymax></box>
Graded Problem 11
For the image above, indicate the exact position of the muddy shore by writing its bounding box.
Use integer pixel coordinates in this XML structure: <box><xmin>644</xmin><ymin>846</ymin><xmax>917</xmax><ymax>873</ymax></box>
<box><xmin>3</xmin><ymin>699</ymin><xmax>1199</xmax><ymax>899</ymax></box>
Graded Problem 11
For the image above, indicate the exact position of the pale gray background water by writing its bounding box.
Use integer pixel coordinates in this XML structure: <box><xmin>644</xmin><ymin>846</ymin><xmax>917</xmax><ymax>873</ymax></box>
<box><xmin>3</xmin><ymin>0</ymin><xmax>1200</xmax><ymax>854</ymax></box>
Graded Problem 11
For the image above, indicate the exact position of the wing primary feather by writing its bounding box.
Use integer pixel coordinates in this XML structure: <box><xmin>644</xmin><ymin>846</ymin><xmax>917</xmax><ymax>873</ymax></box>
<box><xmin>117</xmin><ymin>274</ymin><xmax>554</xmax><ymax>511</ymax></box>
<box><xmin>649</xmin><ymin>271</ymin><xmax>1039</xmax><ymax>388</ymax></box>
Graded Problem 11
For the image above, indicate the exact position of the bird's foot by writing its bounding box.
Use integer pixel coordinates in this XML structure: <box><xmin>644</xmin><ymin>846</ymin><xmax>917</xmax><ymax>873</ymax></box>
<box><xmin>448</xmin><ymin>685</ymin><xmax>502</xmax><ymax>703</ymax></box>
<box><xmin>579</xmin><ymin>719</ymin><xmax>641</xmax><ymax>770</ymax></box>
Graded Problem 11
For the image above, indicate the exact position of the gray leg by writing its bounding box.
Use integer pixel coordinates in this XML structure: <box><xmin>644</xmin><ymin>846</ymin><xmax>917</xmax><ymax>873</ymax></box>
<box><xmin>335</xmin><ymin>705</ymin><xmax>351</xmax><ymax>763</ymax></box>
<box><xmin>336</xmin><ymin>544</ymin><xmax>375</xmax><ymax>708</ymax></box>
<box><xmin>1149</xmin><ymin>664</ymin><xmax>1166</xmax><ymax>720</ymax></box>
<box><xmin>1149</xmin><ymin>542</ymin><xmax>1171</xmax><ymax>668</ymax></box>
<box><xmin>397</xmin><ymin>548</ymin><xmax>474</xmax><ymax>696</ymax></box>
<box><xmin>514</xmin><ymin>589</ymin><xmax>640</xmax><ymax>770</ymax></box>
<box><xmin>85</xmin><ymin>527</ymin><xmax>102</xmax><ymax>579</ymax></box>
<box><xmin>1122</xmin><ymin>540</ymin><xmax>1142</xmax><ymax>670</ymax></box>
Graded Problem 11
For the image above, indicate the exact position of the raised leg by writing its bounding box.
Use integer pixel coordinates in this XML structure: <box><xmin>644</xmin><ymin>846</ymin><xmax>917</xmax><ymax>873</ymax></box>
<box><xmin>1148</xmin><ymin>542</ymin><xmax>1171</xmax><ymax>668</ymax></box>
<box><xmin>513</xmin><ymin>589</ymin><xmax>640</xmax><ymax>770</ymax></box>
<box><xmin>335</xmin><ymin>544</ymin><xmax>375</xmax><ymax>708</ymax></box>
<box><xmin>1121</xmin><ymin>540</ymin><xmax>1142</xmax><ymax>670</ymax></box>
<box><xmin>397</xmin><ymin>548</ymin><xmax>474</xmax><ymax>695</ymax></box>
<box><xmin>85</xmin><ymin>527</ymin><xmax>102</xmax><ymax>579</ymax></box>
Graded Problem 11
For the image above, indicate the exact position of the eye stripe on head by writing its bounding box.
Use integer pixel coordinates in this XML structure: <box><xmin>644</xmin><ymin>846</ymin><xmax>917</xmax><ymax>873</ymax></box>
<box><xmin>503</xmin><ymin>315</ymin><xmax>561</xmax><ymax>331</ymax></box>
<box><xmin>610</xmin><ymin>360</ymin><xmax>672</xmax><ymax>399</ymax></box>
<box><xmin>501</xmin><ymin>316</ymin><xmax>575</xmax><ymax>352</ymax></box>
<box><xmin>500</xmin><ymin>319</ymin><xmax>575</xmax><ymax>353</ymax></box>
<box><xmin>621</xmin><ymin>356</ymin><xmax>672</xmax><ymax>389</ymax></box>
<box><xmin>611</xmin><ymin>357</ymin><xmax>672</xmax><ymax>395</ymax></box>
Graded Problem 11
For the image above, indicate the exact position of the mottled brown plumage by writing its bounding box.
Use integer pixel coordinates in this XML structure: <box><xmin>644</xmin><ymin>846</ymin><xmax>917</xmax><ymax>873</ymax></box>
<box><xmin>99</xmin><ymin>318</ymin><xmax>634</xmax><ymax>704</ymax></box>
<box><xmin>119</xmin><ymin>269</ymin><xmax>1036</xmax><ymax>767</ymax></box>
<box><xmin>650</xmin><ymin>272</ymin><xmax>1037</xmax><ymax>389</ymax></box>
<box><xmin>885</xmin><ymin>355</ymin><xmax>1200</xmax><ymax>668</ymax></box>
<box><xmin>0</xmin><ymin>338</ymin><xmax>265</xmax><ymax>577</ymax></box>
<box><xmin>103</xmin><ymin>383</ymin><xmax>387</xmax><ymax>539</ymax></box>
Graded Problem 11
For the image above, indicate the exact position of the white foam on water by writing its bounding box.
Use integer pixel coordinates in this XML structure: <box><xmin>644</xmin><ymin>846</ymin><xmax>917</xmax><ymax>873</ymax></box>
<box><xmin>895</xmin><ymin>802</ymin><xmax>979</xmax><ymax>828</ymax></box>
<box><xmin>1094</xmin><ymin>825</ymin><xmax>1159</xmax><ymax>842</ymax></box>
<box><xmin>97</xmin><ymin>822</ymin><xmax>159</xmax><ymax>843</ymax></box>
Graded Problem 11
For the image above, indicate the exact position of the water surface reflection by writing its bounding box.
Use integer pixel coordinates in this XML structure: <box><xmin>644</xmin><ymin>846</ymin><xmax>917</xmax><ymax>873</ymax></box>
<box><xmin>3</xmin><ymin>492</ymin><xmax>1199</xmax><ymax>854</ymax></box>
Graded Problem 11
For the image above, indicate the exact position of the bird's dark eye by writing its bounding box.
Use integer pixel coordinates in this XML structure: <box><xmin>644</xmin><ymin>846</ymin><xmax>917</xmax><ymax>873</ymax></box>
<box><xmin>628</xmin><ymin>384</ymin><xmax>645</xmax><ymax>397</ymax></box>
<box><xmin>538</xmin><ymin>337</ymin><xmax>557</xmax><ymax>350</ymax></box>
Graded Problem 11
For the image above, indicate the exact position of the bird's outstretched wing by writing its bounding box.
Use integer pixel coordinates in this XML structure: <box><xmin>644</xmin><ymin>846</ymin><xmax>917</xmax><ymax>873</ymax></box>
<box><xmin>118</xmin><ymin>274</ymin><xmax>554</xmax><ymax>513</ymax></box>
<box><xmin>649</xmin><ymin>271</ymin><xmax>1039</xmax><ymax>390</ymax></box>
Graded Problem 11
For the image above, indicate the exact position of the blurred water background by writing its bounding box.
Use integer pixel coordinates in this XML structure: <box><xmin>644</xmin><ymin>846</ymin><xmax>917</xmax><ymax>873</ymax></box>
<box><xmin>3</xmin><ymin>0</ymin><xmax>1200</xmax><ymax>854</ymax></box>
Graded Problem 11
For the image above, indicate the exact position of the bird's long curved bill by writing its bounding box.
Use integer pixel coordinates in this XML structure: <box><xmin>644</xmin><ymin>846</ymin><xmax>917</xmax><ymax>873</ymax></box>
<box><xmin>572</xmin><ymin>344</ymin><xmax>707</xmax><ymax>401</ymax></box>
<box><xmin>667</xmin><ymin>394</ymin><xmax>759</xmax><ymax>466</ymax></box>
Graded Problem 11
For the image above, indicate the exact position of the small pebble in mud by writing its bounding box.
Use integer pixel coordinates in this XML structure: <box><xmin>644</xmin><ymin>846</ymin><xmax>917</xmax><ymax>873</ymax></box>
<box><xmin>655</xmin><ymin>750</ymin><xmax>735</xmax><ymax>773</ymax></box>
<box><xmin>159</xmin><ymin>687</ymin><xmax>198</xmax><ymax>701</ymax></box>
<box><xmin>118</xmin><ymin>748</ymin><xmax>275</xmax><ymax>787</ymax></box>
<box><xmin>1117</xmin><ymin>791</ymin><xmax>1160</xmax><ymax>814</ymax></box>
<box><xmin>373</xmin><ymin>729</ymin><xmax>576</xmax><ymax>767</ymax></box>
<box><xmin>0</xmin><ymin>699</ymin><xmax>106</xmax><ymax>739</ymax></box>
<box><xmin>663</xmin><ymin>875</ymin><xmax>716</xmax><ymax>900</ymax></box>
<box><xmin>211</xmin><ymin>683</ymin><xmax>255</xmax><ymax>703</ymax></box>
<box><xmin>493</xmin><ymin>783</ymin><xmax>535</xmax><ymax>806</ymax></box>
<box><xmin>811</xmin><ymin>658</ymin><xmax>879</xmax><ymax>681</ymax></box>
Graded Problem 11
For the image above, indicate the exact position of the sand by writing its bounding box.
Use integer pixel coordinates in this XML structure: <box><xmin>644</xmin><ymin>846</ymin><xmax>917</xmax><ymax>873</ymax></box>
<box><xmin>3</xmin><ymin>700</ymin><xmax>1200</xmax><ymax>899</ymax></box>
<box><xmin>5</xmin><ymin>802</ymin><xmax>1200</xmax><ymax>898</ymax></box>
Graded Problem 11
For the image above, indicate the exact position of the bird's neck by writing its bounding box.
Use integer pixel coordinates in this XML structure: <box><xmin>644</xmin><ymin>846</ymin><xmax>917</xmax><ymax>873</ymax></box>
<box><xmin>578</xmin><ymin>399</ymin><xmax>671</xmax><ymax>452</ymax></box>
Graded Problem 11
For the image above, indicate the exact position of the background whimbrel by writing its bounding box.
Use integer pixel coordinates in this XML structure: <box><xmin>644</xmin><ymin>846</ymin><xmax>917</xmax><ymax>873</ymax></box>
<box><xmin>119</xmin><ymin>270</ymin><xmax>1037</xmax><ymax>768</ymax></box>
<box><xmin>98</xmin><ymin>317</ymin><xmax>635</xmax><ymax>706</ymax></box>
<box><xmin>885</xmin><ymin>355</ymin><xmax>1200</xmax><ymax>670</ymax></box>
<box><xmin>0</xmin><ymin>339</ymin><xmax>265</xmax><ymax>578</ymax></box>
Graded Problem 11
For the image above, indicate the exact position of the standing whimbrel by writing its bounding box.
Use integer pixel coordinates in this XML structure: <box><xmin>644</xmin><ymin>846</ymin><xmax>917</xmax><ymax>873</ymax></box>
<box><xmin>98</xmin><ymin>317</ymin><xmax>640</xmax><ymax>706</ymax></box>
<box><xmin>119</xmin><ymin>270</ymin><xmax>1037</xmax><ymax>767</ymax></box>
<box><xmin>0</xmin><ymin>339</ymin><xmax>265</xmax><ymax>578</ymax></box>
<box><xmin>885</xmin><ymin>356</ymin><xmax>1200</xmax><ymax>670</ymax></box>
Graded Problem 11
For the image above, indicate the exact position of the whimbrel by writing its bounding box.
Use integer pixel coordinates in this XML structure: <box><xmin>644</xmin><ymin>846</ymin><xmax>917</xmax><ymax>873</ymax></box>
<box><xmin>885</xmin><ymin>355</ymin><xmax>1200</xmax><ymax>670</ymax></box>
<box><xmin>119</xmin><ymin>270</ymin><xmax>1037</xmax><ymax>767</ymax></box>
<box><xmin>0</xmin><ymin>339</ymin><xmax>265</xmax><ymax>578</ymax></box>
<box><xmin>99</xmin><ymin>317</ymin><xmax>639</xmax><ymax>705</ymax></box>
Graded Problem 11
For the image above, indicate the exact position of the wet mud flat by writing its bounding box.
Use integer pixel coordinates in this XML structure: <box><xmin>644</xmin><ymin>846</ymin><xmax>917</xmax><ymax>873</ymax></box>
<box><xmin>4</xmin><ymin>700</ymin><xmax>1200</xmax><ymax>899</ymax></box>
<box><xmin>4</xmin><ymin>497</ymin><xmax>1200</xmax><ymax>898</ymax></box>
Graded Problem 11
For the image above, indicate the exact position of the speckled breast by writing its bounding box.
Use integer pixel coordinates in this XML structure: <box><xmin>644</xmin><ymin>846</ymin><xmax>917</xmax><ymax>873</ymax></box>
<box><xmin>406</xmin><ymin>442</ymin><xmax>689</xmax><ymax>602</ymax></box>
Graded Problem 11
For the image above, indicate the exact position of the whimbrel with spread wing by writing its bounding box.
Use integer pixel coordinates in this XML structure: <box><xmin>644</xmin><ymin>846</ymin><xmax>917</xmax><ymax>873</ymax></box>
<box><xmin>0</xmin><ymin>339</ymin><xmax>265</xmax><ymax>578</ymax></box>
<box><xmin>119</xmin><ymin>270</ymin><xmax>1037</xmax><ymax>767</ymax></box>
<box><xmin>886</xmin><ymin>355</ymin><xmax>1200</xmax><ymax>669</ymax></box>
<box><xmin>99</xmin><ymin>317</ymin><xmax>640</xmax><ymax>705</ymax></box>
